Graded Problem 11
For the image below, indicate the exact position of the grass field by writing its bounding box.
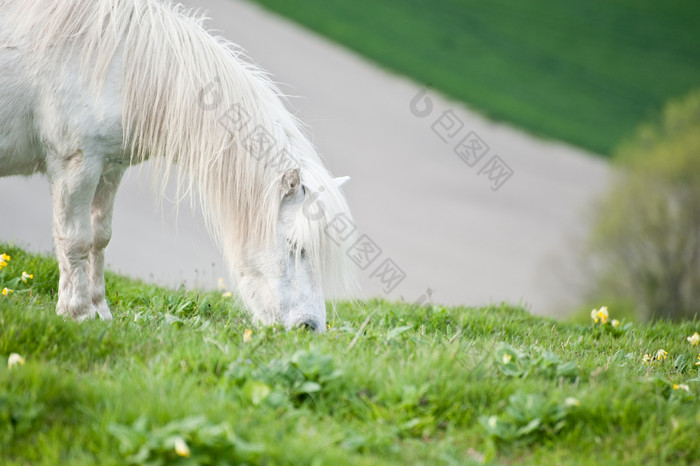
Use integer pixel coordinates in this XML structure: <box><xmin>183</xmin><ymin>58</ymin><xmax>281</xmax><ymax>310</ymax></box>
<box><xmin>2</xmin><ymin>243</ymin><xmax>700</xmax><ymax>464</ymax></box>
<box><xmin>248</xmin><ymin>0</ymin><xmax>700</xmax><ymax>156</ymax></box>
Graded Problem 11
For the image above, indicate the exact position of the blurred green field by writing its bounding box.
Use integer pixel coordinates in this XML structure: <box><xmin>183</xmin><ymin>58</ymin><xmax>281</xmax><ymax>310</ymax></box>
<box><xmin>249</xmin><ymin>0</ymin><xmax>700</xmax><ymax>155</ymax></box>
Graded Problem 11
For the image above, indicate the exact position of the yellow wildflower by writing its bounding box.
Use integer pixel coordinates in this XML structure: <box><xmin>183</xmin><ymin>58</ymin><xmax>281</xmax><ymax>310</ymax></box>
<box><xmin>21</xmin><ymin>271</ymin><xmax>33</xmax><ymax>283</ymax></box>
<box><xmin>687</xmin><ymin>332</ymin><xmax>700</xmax><ymax>346</ymax></box>
<box><xmin>642</xmin><ymin>354</ymin><xmax>652</xmax><ymax>364</ymax></box>
<box><xmin>243</xmin><ymin>329</ymin><xmax>253</xmax><ymax>343</ymax></box>
<box><xmin>2</xmin><ymin>288</ymin><xmax>12</xmax><ymax>296</ymax></box>
<box><xmin>8</xmin><ymin>353</ymin><xmax>25</xmax><ymax>369</ymax></box>
<box><xmin>173</xmin><ymin>437</ymin><xmax>190</xmax><ymax>458</ymax></box>
<box><xmin>487</xmin><ymin>416</ymin><xmax>498</xmax><ymax>429</ymax></box>
<box><xmin>597</xmin><ymin>307</ymin><xmax>609</xmax><ymax>325</ymax></box>
<box><xmin>590</xmin><ymin>306</ymin><xmax>610</xmax><ymax>325</ymax></box>
<box><xmin>502</xmin><ymin>353</ymin><xmax>512</xmax><ymax>364</ymax></box>
<box><xmin>564</xmin><ymin>397</ymin><xmax>581</xmax><ymax>407</ymax></box>
<box><xmin>0</xmin><ymin>253</ymin><xmax>9</xmax><ymax>269</ymax></box>
<box><xmin>218</xmin><ymin>278</ymin><xmax>233</xmax><ymax>297</ymax></box>
<box><xmin>656</xmin><ymin>349</ymin><xmax>668</xmax><ymax>361</ymax></box>
<box><xmin>611</xmin><ymin>319</ymin><xmax>620</xmax><ymax>328</ymax></box>
<box><xmin>673</xmin><ymin>384</ymin><xmax>690</xmax><ymax>392</ymax></box>
<box><xmin>695</xmin><ymin>353</ymin><xmax>700</xmax><ymax>366</ymax></box>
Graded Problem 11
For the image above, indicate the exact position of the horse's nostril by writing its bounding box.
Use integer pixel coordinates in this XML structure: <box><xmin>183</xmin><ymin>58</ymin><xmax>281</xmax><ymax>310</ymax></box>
<box><xmin>299</xmin><ymin>320</ymin><xmax>318</xmax><ymax>332</ymax></box>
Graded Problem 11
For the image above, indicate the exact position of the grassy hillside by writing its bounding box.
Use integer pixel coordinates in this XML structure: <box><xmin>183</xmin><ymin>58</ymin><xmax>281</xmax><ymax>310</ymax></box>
<box><xmin>248</xmin><ymin>0</ymin><xmax>700</xmax><ymax>155</ymax></box>
<box><xmin>2</xmin><ymin>243</ymin><xmax>700</xmax><ymax>464</ymax></box>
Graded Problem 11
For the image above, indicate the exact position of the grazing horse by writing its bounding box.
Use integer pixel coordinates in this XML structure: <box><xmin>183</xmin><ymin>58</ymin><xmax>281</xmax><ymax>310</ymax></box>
<box><xmin>0</xmin><ymin>0</ymin><xmax>356</xmax><ymax>332</ymax></box>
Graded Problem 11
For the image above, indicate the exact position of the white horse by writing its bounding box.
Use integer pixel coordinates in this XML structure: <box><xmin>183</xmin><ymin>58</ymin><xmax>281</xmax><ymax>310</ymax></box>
<box><xmin>0</xmin><ymin>0</ymin><xmax>356</xmax><ymax>332</ymax></box>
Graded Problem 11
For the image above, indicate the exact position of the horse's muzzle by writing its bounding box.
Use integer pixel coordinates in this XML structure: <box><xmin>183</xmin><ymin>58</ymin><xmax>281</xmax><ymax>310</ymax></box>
<box><xmin>288</xmin><ymin>313</ymin><xmax>325</xmax><ymax>333</ymax></box>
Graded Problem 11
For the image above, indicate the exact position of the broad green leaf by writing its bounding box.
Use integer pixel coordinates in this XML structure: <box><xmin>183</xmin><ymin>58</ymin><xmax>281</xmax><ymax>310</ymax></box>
<box><xmin>243</xmin><ymin>380</ymin><xmax>271</xmax><ymax>406</ymax></box>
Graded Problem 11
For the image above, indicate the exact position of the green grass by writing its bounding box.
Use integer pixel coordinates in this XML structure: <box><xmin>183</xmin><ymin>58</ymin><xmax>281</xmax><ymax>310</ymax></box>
<box><xmin>248</xmin><ymin>0</ymin><xmax>700</xmax><ymax>155</ymax></box>
<box><xmin>2</xmin><ymin>243</ymin><xmax>700</xmax><ymax>464</ymax></box>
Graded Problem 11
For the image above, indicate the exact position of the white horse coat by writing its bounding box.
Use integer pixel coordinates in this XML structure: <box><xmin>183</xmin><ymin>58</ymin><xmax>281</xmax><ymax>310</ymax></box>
<box><xmin>0</xmin><ymin>0</ymin><xmax>355</xmax><ymax>331</ymax></box>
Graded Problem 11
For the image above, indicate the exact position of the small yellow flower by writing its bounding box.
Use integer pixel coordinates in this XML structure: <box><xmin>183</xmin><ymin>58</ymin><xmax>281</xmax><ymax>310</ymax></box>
<box><xmin>487</xmin><ymin>416</ymin><xmax>498</xmax><ymax>429</ymax></box>
<box><xmin>0</xmin><ymin>252</ymin><xmax>10</xmax><ymax>269</ymax></box>
<box><xmin>564</xmin><ymin>397</ymin><xmax>581</xmax><ymax>407</ymax></box>
<box><xmin>502</xmin><ymin>353</ymin><xmax>512</xmax><ymax>364</ymax></box>
<box><xmin>173</xmin><ymin>437</ymin><xmax>190</xmax><ymax>458</ymax></box>
<box><xmin>8</xmin><ymin>353</ymin><xmax>25</xmax><ymax>369</ymax></box>
<box><xmin>243</xmin><ymin>329</ymin><xmax>253</xmax><ymax>343</ymax></box>
<box><xmin>673</xmin><ymin>384</ymin><xmax>690</xmax><ymax>392</ymax></box>
<box><xmin>590</xmin><ymin>309</ymin><xmax>600</xmax><ymax>324</ymax></box>
<box><xmin>597</xmin><ymin>307</ymin><xmax>609</xmax><ymax>325</ymax></box>
<box><xmin>695</xmin><ymin>353</ymin><xmax>700</xmax><ymax>366</ymax></box>
<box><xmin>687</xmin><ymin>332</ymin><xmax>700</xmax><ymax>346</ymax></box>
<box><xmin>2</xmin><ymin>288</ymin><xmax>13</xmax><ymax>296</ymax></box>
<box><xmin>656</xmin><ymin>349</ymin><xmax>668</xmax><ymax>361</ymax></box>
<box><xmin>21</xmin><ymin>271</ymin><xmax>33</xmax><ymax>283</ymax></box>
<box><xmin>642</xmin><ymin>354</ymin><xmax>652</xmax><ymax>364</ymax></box>
<box><xmin>218</xmin><ymin>278</ymin><xmax>233</xmax><ymax>297</ymax></box>
<box><xmin>611</xmin><ymin>319</ymin><xmax>620</xmax><ymax>328</ymax></box>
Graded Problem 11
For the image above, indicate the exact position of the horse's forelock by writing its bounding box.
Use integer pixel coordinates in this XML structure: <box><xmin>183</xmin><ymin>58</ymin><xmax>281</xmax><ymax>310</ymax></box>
<box><xmin>288</xmin><ymin>162</ymin><xmax>358</xmax><ymax>298</ymax></box>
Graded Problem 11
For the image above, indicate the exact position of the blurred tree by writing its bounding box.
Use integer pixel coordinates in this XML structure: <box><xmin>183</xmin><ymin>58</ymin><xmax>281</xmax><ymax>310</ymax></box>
<box><xmin>590</xmin><ymin>89</ymin><xmax>700</xmax><ymax>320</ymax></box>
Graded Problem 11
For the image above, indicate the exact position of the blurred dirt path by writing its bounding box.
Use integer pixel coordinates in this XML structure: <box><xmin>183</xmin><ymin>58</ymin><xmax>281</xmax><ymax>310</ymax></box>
<box><xmin>0</xmin><ymin>0</ymin><xmax>611</xmax><ymax>316</ymax></box>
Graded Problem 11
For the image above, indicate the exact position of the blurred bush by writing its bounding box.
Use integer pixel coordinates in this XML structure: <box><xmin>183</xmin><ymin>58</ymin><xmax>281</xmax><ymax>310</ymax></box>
<box><xmin>589</xmin><ymin>89</ymin><xmax>700</xmax><ymax>320</ymax></box>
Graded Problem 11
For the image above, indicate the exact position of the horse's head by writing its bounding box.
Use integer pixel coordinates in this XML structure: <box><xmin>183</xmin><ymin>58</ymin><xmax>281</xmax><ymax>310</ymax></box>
<box><xmin>235</xmin><ymin>167</ymin><xmax>350</xmax><ymax>333</ymax></box>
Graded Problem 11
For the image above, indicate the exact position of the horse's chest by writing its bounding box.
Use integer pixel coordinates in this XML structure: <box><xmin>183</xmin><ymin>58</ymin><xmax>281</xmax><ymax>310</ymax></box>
<box><xmin>0</xmin><ymin>45</ymin><xmax>45</xmax><ymax>175</ymax></box>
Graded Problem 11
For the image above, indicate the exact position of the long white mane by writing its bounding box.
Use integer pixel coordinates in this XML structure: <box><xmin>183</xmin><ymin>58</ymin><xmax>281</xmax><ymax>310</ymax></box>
<box><xmin>6</xmin><ymin>0</ymin><xmax>355</xmax><ymax>296</ymax></box>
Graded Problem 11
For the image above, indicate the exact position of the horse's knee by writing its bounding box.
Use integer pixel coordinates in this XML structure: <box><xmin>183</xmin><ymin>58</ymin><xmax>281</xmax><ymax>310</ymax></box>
<box><xmin>91</xmin><ymin>201</ymin><xmax>115</xmax><ymax>249</ymax></box>
<box><xmin>55</xmin><ymin>232</ymin><xmax>93</xmax><ymax>263</ymax></box>
<box><xmin>93</xmin><ymin>225</ymin><xmax>111</xmax><ymax>251</ymax></box>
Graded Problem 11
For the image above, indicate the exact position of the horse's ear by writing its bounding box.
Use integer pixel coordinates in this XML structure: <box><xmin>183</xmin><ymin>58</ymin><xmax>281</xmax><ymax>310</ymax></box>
<box><xmin>334</xmin><ymin>176</ymin><xmax>350</xmax><ymax>187</ymax></box>
<box><xmin>281</xmin><ymin>168</ymin><xmax>301</xmax><ymax>199</ymax></box>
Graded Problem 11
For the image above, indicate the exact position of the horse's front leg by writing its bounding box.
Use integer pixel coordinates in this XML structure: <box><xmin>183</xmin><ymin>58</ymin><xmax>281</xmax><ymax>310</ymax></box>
<box><xmin>87</xmin><ymin>166</ymin><xmax>125</xmax><ymax>320</ymax></box>
<box><xmin>48</xmin><ymin>150</ymin><xmax>102</xmax><ymax>320</ymax></box>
